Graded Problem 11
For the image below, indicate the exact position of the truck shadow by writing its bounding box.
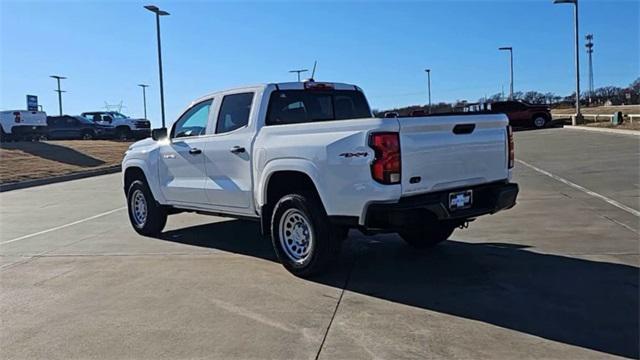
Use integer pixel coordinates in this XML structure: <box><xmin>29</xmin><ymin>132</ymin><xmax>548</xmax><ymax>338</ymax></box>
<box><xmin>0</xmin><ymin>141</ymin><xmax>105</xmax><ymax>167</ymax></box>
<box><xmin>158</xmin><ymin>220</ymin><xmax>638</xmax><ymax>359</ymax></box>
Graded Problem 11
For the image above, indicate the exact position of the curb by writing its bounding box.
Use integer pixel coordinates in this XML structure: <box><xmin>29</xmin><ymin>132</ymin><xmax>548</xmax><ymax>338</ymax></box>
<box><xmin>563</xmin><ymin>126</ymin><xmax>640</xmax><ymax>136</ymax></box>
<box><xmin>0</xmin><ymin>165</ymin><xmax>121</xmax><ymax>192</ymax></box>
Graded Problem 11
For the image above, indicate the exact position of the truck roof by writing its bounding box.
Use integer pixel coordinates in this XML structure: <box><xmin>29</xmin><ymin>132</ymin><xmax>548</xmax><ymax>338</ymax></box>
<box><xmin>190</xmin><ymin>81</ymin><xmax>362</xmax><ymax>106</ymax></box>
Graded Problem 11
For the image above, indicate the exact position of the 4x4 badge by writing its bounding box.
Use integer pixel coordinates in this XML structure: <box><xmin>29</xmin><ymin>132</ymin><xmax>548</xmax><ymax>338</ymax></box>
<box><xmin>339</xmin><ymin>152</ymin><xmax>368</xmax><ymax>158</ymax></box>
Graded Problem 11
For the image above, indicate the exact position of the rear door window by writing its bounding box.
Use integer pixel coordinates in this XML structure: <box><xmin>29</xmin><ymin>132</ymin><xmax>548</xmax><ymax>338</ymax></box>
<box><xmin>266</xmin><ymin>90</ymin><xmax>371</xmax><ymax>126</ymax></box>
<box><xmin>216</xmin><ymin>93</ymin><xmax>254</xmax><ymax>134</ymax></box>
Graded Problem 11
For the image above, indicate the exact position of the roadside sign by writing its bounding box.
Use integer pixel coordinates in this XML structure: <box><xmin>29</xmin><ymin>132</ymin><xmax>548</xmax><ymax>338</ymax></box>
<box><xmin>26</xmin><ymin>95</ymin><xmax>38</xmax><ymax>111</ymax></box>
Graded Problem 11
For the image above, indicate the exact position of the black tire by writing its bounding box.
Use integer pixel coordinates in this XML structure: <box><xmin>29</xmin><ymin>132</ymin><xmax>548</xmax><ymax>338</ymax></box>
<box><xmin>126</xmin><ymin>179</ymin><xmax>167</xmax><ymax>236</ymax></box>
<box><xmin>399</xmin><ymin>223</ymin><xmax>456</xmax><ymax>249</ymax></box>
<box><xmin>81</xmin><ymin>131</ymin><xmax>94</xmax><ymax>140</ymax></box>
<box><xmin>532</xmin><ymin>115</ymin><xmax>548</xmax><ymax>129</ymax></box>
<box><xmin>116</xmin><ymin>128</ymin><xmax>131</xmax><ymax>141</ymax></box>
<box><xmin>270</xmin><ymin>192</ymin><xmax>339</xmax><ymax>277</ymax></box>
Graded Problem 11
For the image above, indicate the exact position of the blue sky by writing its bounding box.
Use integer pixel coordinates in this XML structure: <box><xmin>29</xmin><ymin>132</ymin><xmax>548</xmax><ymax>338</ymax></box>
<box><xmin>1</xmin><ymin>0</ymin><xmax>638</xmax><ymax>127</ymax></box>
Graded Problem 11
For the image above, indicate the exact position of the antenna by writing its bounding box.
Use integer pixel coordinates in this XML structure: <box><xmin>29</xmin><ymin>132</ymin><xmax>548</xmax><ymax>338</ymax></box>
<box><xmin>310</xmin><ymin>60</ymin><xmax>317</xmax><ymax>80</ymax></box>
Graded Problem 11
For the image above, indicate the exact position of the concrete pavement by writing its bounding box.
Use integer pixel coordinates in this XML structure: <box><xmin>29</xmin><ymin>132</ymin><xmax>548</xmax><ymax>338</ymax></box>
<box><xmin>1</xmin><ymin>128</ymin><xmax>638</xmax><ymax>359</ymax></box>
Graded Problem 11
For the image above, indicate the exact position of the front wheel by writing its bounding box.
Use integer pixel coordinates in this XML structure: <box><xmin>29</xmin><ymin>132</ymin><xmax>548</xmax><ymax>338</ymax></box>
<box><xmin>117</xmin><ymin>128</ymin><xmax>131</xmax><ymax>141</ymax></box>
<box><xmin>81</xmin><ymin>131</ymin><xmax>94</xmax><ymax>140</ymax></box>
<box><xmin>399</xmin><ymin>223</ymin><xmax>456</xmax><ymax>249</ymax></box>
<box><xmin>127</xmin><ymin>180</ymin><xmax>167</xmax><ymax>236</ymax></box>
<box><xmin>270</xmin><ymin>193</ymin><xmax>339</xmax><ymax>277</ymax></box>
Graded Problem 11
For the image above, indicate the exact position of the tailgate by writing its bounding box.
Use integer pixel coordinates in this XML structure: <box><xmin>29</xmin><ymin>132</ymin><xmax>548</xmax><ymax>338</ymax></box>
<box><xmin>19</xmin><ymin>111</ymin><xmax>47</xmax><ymax>126</ymax></box>
<box><xmin>398</xmin><ymin>114</ymin><xmax>509</xmax><ymax>196</ymax></box>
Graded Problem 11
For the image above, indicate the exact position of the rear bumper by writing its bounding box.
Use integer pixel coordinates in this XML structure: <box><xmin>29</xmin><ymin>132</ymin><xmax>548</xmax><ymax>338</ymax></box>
<box><xmin>363</xmin><ymin>181</ymin><xmax>519</xmax><ymax>229</ymax></box>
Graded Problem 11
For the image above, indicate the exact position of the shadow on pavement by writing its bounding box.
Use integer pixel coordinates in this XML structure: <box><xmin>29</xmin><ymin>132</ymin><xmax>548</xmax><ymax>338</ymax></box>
<box><xmin>1</xmin><ymin>141</ymin><xmax>105</xmax><ymax>167</ymax></box>
<box><xmin>158</xmin><ymin>220</ymin><xmax>639</xmax><ymax>359</ymax></box>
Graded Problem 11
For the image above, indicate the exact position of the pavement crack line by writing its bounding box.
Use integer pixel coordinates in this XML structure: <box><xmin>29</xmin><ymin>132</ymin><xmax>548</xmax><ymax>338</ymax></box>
<box><xmin>0</xmin><ymin>206</ymin><xmax>126</xmax><ymax>245</ymax></box>
<box><xmin>516</xmin><ymin>159</ymin><xmax>640</xmax><ymax>218</ymax></box>
<box><xmin>315</xmin><ymin>258</ymin><xmax>355</xmax><ymax>360</ymax></box>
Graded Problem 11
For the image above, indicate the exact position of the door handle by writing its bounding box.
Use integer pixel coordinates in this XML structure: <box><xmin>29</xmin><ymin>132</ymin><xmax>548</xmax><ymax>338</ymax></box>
<box><xmin>189</xmin><ymin>148</ymin><xmax>202</xmax><ymax>155</ymax></box>
<box><xmin>230</xmin><ymin>146</ymin><xmax>246</xmax><ymax>154</ymax></box>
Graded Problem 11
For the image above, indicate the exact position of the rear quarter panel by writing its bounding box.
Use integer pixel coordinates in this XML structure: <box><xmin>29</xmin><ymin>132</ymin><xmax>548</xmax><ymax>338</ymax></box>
<box><xmin>254</xmin><ymin>118</ymin><xmax>401</xmax><ymax>220</ymax></box>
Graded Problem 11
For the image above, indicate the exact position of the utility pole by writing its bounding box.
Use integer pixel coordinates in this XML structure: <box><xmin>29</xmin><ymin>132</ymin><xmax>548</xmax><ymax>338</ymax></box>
<box><xmin>289</xmin><ymin>69</ymin><xmax>308</xmax><ymax>82</ymax></box>
<box><xmin>554</xmin><ymin>0</ymin><xmax>582</xmax><ymax>125</ymax></box>
<box><xmin>424</xmin><ymin>69</ymin><xmax>432</xmax><ymax>114</ymax></box>
<box><xmin>144</xmin><ymin>5</ymin><xmax>169</xmax><ymax>129</ymax></box>
<box><xmin>498</xmin><ymin>47</ymin><xmax>514</xmax><ymax>99</ymax></box>
<box><xmin>585</xmin><ymin>34</ymin><xmax>594</xmax><ymax>104</ymax></box>
<box><xmin>138</xmin><ymin>84</ymin><xmax>150</xmax><ymax>119</ymax></box>
<box><xmin>50</xmin><ymin>75</ymin><xmax>66</xmax><ymax>116</ymax></box>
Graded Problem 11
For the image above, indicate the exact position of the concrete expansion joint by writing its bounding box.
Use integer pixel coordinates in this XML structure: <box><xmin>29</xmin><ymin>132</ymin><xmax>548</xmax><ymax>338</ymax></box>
<box><xmin>314</xmin><ymin>258</ymin><xmax>356</xmax><ymax>360</ymax></box>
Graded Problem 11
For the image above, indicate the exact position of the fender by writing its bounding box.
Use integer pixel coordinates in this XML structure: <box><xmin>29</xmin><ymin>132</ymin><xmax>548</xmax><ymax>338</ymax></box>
<box><xmin>122</xmin><ymin>159</ymin><xmax>167</xmax><ymax>204</ymax></box>
<box><xmin>256</xmin><ymin>158</ymin><xmax>328</xmax><ymax>213</ymax></box>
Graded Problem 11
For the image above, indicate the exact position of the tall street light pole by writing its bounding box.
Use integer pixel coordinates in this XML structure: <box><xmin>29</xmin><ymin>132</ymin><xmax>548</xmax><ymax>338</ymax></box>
<box><xmin>50</xmin><ymin>75</ymin><xmax>66</xmax><ymax>116</ymax></box>
<box><xmin>138</xmin><ymin>84</ymin><xmax>150</xmax><ymax>119</ymax></box>
<box><xmin>498</xmin><ymin>47</ymin><xmax>514</xmax><ymax>100</ymax></box>
<box><xmin>144</xmin><ymin>5</ymin><xmax>169</xmax><ymax>129</ymax></box>
<box><xmin>424</xmin><ymin>69</ymin><xmax>431</xmax><ymax>114</ymax></box>
<box><xmin>554</xmin><ymin>0</ymin><xmax>582</xmax><ymax>125</ymax></box>
<box><xmin>289</xmin><ymin>69</ymin><xmax>308</xmax><ymax>82</ymax></box>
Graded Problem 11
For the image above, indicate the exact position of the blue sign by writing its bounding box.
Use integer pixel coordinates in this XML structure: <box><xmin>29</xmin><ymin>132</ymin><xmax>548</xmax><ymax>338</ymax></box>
<box><xmin>26</xmin><ymin>95</ymin><xmax>38</xmax><ymax>111</ymax></box>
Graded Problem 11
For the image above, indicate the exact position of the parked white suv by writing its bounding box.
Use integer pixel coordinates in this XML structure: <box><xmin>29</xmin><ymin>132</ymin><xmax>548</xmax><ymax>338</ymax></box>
<box><xmin>122</xmin><ymin>81</ymin><xmax>519</xmax><ymax>276</ymax></box>
<box><xmin>81</xmin><ymin>111</ymin><xmax>151</xmax><ymax>140</ymax></box>
<box><xmin>0</xmin><ymin>110</ymin><xmax>47</xmax><ymax>141</ymax></box>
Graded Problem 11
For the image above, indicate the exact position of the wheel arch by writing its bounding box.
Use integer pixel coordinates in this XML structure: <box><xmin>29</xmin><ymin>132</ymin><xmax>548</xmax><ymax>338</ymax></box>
<box><xmin>258</xmin><ymin>163</ymin><xmax>328</xmax><ymax>236</ymax></box>
<box><xmin>122</xmin><ymin>161</ymin><xmax>165</xmax><ymax>204</ymax></box>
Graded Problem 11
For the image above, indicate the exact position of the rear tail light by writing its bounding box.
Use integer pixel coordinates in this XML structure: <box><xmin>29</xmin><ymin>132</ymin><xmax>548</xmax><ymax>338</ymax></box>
<box><xmin>369</xmin><ymin>132</ymin><xmax>401</xmax><ymax>184</ymax></box>
<box><xmin>507</xmin><ymin>125</ymin><xmax>514</xmax><ymax>169</ymax></box>
<box><xmin>13</xmin><ymin>112</ymin><xmax>21</xmax><ymax>123</ymax></box>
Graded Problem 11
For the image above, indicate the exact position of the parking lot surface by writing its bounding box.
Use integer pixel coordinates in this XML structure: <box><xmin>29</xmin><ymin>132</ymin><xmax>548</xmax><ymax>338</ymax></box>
<box><xmin>1</xmin><ymin>128</ymin><xmax>638</xmax><ymax>359</ymax></box>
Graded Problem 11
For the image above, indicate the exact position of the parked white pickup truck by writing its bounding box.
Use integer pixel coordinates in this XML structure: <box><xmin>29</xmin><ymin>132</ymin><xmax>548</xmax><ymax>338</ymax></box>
<box><xmin>122</xmin><ymin>81</ymin><xmax>518</xmax><ymax>276</ymax></box>
<box><xmin>0</xmin><ymin>110</ymin><xmax>47</xmax><ymax>141</ymax></box>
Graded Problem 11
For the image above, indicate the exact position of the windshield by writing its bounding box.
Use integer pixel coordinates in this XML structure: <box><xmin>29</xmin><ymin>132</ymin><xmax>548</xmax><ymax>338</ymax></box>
<box><xmin>109</xmin><ymin>112</ymin><xmax>129</xmax><ymax>119</ymax></box>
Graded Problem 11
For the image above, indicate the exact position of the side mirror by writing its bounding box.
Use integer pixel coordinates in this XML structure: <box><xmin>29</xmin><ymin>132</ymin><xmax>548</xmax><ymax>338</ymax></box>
<box><xmin>151</xmin><ymin>127</ymin><xmax>168</xmax><ymax>141</ymax></box>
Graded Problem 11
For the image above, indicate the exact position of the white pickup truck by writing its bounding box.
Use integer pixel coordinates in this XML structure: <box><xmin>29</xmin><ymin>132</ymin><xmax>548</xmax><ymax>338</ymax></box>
<box><xmin>122</xmin><ymin>81</ymin><xmax>518</xmax><ymax>276</ymax></box>
<box><xmin>0</xmin><ymin>110</ymin><xmax>47</xmax><ymax>141</ymax></box>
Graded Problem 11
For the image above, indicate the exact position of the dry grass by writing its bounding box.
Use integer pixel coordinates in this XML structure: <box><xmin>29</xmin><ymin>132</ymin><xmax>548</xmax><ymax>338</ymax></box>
<box><xmin>0</xmin><ymin>140</ymin><xmax>132</xmax><ymax>184</ymax></box>
<box><xmin>551</xmin><ymin>105</ymin><xmax>640</xmax><ymax>131</ymax></box>
<box><xmin>552</xmin><ymin>104</ymin><xmax>640</xmax><ymax>115</ymax></box>
<box><xmin>581</xmin><ymin>122</ymin><xmax>640</xmax><ymax>131</ymax></box>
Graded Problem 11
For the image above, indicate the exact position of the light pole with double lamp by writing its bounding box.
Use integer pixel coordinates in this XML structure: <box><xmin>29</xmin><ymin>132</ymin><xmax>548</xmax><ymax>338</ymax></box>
<box><xmin>498</xmin><ymin>47</ymin><xmax>514</xmax><ymax>100</ymax></box>
<box><xmin>144</xmin><ymin>5</ymin><xmax>169</xmax><ymax>129</ymax></box>
<box><xmin>289</xmin><ymin>69</ymin><xmax>308</xmax><ymax>82</ymax></box>
<box><xmin>553</xmin><ymin>0</ymin><xmax>582</xmax><ymax>125</ymax></box>
<box><xmin>50</xmin><ymin>75</ymin><xmax>66</xmax><ymax>116</ymax></box>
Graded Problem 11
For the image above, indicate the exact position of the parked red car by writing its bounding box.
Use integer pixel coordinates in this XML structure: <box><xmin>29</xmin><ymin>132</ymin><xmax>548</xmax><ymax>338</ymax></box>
<box><xmin>491</xmin><ymin>101</ymin><xmax>551</xmax><ymax>128</ymax></box>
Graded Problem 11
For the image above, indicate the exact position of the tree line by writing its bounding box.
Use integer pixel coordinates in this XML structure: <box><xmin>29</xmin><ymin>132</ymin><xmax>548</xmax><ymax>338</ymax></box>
<box><xmin>373</xmin><ymin>77</ymin><xmax>639</xmax><ymax>116</ymax></box>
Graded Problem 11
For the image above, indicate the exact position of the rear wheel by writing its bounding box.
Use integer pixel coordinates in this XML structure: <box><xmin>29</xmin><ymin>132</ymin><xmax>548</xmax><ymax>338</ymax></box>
<box><xmin>127</xmin><ymin>180</ymin><xmax>167</xmax><ymax>236</ymax></box>
<box><xmin>399</xmin><ymin>223</ymin><xmax>456</xmax><ymax>249</ymax></box>
<box><xmin>532</xmin><ymin>115</ymin><xmax>548</xmax><ymax>128</ymax></box>
<box><xmin>270</xmin><ymin>192</ymin><xmax>339</xmax><ymax>277</ymax></box>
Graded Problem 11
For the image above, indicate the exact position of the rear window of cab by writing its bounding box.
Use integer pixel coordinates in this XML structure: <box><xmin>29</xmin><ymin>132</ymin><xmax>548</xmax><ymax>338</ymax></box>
<box><xmin>266</xmin><ymin>90</ymin><xmax>371</xmax><ymax>126</ymax></box>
